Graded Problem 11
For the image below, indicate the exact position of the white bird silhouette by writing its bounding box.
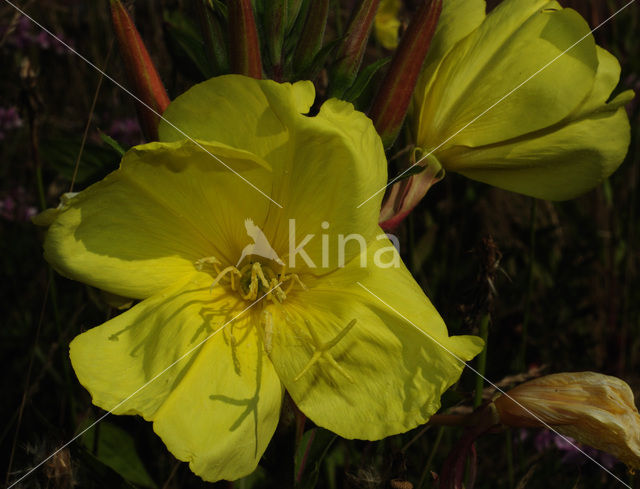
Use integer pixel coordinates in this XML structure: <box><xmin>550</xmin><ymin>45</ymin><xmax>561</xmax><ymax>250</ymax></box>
<box><xmin>236</xmin><ymin>218</ymin><xmax>284</xmax><ymax>267</ymax></box>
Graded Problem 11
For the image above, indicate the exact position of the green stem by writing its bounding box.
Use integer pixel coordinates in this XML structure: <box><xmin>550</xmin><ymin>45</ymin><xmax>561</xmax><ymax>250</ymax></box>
<box><xmin>418</xmin><ymin>426</ymin><xmax>445</xmax><ymax>489</ymax></box>
<box><xmin>473</xmin><ymin>314</ymin><xmax>490</xmax><ymax>409</ymax></box>
<box><xmin>332</xmin><ymin>0</ymin><xmax>343</xmax><ymax>37</ymax></box>
<box><xmin>505</xmin><ymin>429</ymin><xmax>514</xmax><ymax>489</ymax></box>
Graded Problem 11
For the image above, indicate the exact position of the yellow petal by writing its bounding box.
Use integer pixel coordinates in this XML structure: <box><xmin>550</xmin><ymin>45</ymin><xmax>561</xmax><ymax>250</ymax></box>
<box><xmin>44</xmin><ymin>139</ymin><xmax>271</xmax><ymax>299</ymax></box>
<box><xmin>262</xmin><ymin>98</ymin><xmax>388</xmax><ymax>273</ymax></box>
<box><xmin>418</xmin><ymin>1</ymin><xmax>598</xmax><ymax>148</ymax></box>
<box><xmin>159</xmin><ymin>75</ymin><xmax>315</xmax><ymax>161</ymax></box>
<box><xmin>413</xmin><ymin>0</ymin><xmax>486</xmax><ymax>135</ymax></box>
<box><xmin>441</xmin><ymin>104</ymin><xmax>630</xmax><ymax>200</ymax></box>
<box><xmin>267</xmin><ymin>235</ymin><xmax>483</xmax><ymax>439</ymax></box>
<box><xmin>573</xmin><ymin>46</ymin><xmax>635</xmax><ymax>116</ymax></box>
<box><xmin>70</xmin><ymin>273</ymin><xmax>231</xmax><ymax>417</ymax></box>
<box><xmin>153</xmin><ymin>319</ymin><xmax>282</xmax><ymax>481</ymax></box>
<box><xmin>70</xmin><ymin>273</ymin><xmax>283</xmax><ymax>481</ymax></box>
<box><xmin>158</xmin><ymin>76</ymin><xmax>387</xmax><ymax>273</ymax></box>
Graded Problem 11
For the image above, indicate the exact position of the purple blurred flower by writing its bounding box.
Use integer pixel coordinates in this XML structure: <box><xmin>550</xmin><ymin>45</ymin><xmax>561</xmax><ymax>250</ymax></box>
<box><xmin>532</xmin><ymin>430</ymin><xmax>618</xmax><ymax>469</ymax></box>
<box><xmin>2</xmin><ymin>16</ymin><xmax>71</xmax><ymax>54</ymax></box>
<box><xmin>0</xmin><ymin>106</ymin><xmax>23</xmax><ymax>141</ymax></box>
<box><xmin>105</xmin><ymin>117</ymin><xmax>142</xmax><ymax>147</ymax></box>
<box><xmin>1</xmin><ymin>16</ymin><xmax>31</xmax><ymax>49</ymax></box>
<box><xmin>0</xmin><ymin>187</ymin><xmax>37</xmax><ymax>222</ymax></box>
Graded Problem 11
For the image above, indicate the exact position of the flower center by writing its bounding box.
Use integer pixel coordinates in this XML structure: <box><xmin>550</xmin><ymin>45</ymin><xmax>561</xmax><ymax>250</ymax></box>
<box><xmin>195</xmin><ymin>256</ymin><xmax>306</xmax><ymax>303</ymax></box>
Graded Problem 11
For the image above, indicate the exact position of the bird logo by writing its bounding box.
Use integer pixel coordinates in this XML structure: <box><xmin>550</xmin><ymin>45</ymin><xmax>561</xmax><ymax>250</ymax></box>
<box><xmin>236</xmin><ymin>218</ymin><xmax>284</xmax><ymax>267</ymax></box>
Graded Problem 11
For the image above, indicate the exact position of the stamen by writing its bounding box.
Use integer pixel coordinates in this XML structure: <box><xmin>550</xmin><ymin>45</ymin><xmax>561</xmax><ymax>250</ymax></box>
<box><xmin>282</xmin><ymin>273</ymin><xmax>307</xmax><ymax>295</ymax></box>
<box><xmin>210</xmin><ymin>265</ymin><xmax>241</xmax><ymax>292</ymax></box>
<box><xmin>195</xmin><ymin>256</ymin><xmax>222</xmax><ymax>273</ymax></box>
<box><xmin>293</xmin><ymin>319</ymin><xmax>357</xmax><ymax>383</ymax></box>
<box><xmin>199</xmin><ymin>256</ymin><xmax>307</xmax><ymax>303</ymax></box>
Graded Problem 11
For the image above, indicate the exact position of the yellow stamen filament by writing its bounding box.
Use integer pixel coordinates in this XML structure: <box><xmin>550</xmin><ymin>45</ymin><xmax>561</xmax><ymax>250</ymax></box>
<box><xmin>294</xmin><ymin>319</ymin><xmax>357</xmax><ymax>383</ymax></box>
<box><xmin>210</xmin><ymin>266</ymin><xmax>242</xmax><ymax>292</ymax></box>
<box><xmin>195</xmin><ymin>256</ymin><xmax>305</xmax><ymax>304</ymax></box>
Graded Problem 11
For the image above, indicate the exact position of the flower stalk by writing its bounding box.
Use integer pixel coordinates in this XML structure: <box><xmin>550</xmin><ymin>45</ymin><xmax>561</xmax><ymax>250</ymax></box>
<box><xmin>228</xmin><ymin>0</ymin><xmax>262</xmax><ymax>79</ymax></box>
<box><xmin>370</xmin><ymin>0</ymin><xmax>442</xmax><ymax>148</ymax></box>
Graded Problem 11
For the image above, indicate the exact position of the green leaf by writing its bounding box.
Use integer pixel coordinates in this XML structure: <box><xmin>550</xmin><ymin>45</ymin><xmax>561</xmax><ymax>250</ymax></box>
<box><xmin>197</xmin><ymin>0</ymin><xmax>231</xmax><ymax>76</ymax></box>
<box><xmin>41</xmin><ymin>136</ymin><xmax>120</xmax><ymax>185</ymax></box>
<box><xmin>342</xmin><ymin>56</ymin><xmax>391</xmax><ymax>103</ymax></box>
<box><xmin>291</xmin><ymin>0</ymin><xmax>329</xmax><ymax>77</ymax></box>
<box><xmin>286</xmin><ymin>0</ymin><xmax>305</xmax><ymax>33</ymax></box>
<box><xmin>81</xmin><ymin>421</ymin><xmax>157</xmax><ymax>488</ymax></box>
<box><xmin>234</xmin><ymin>466</ymin><xmax>268</xmax><ymax>489</ymax></box>
<box><xmin>164</xmin><ymin>9</ymin><xmax>214</xmax><ymax>80</ymax></box>
<box><xmin>265</xmin><ymin>1</ymin><xmax>287</xmax><ymax>71</ymax></box>
<box><xmin>327</xmin><ymin>0</ymin><xmax>380</xmax><ymax>98</ymax></box>
<box><xmin>210</xmin><ymin>0</ymin><xmax>228</xmax><ymax>18</ymax></box>
<box><xmin>283</xmin><ymin>0</ymin><xmax>311</xmax><ymax>60</ymax></box>
<box><xmin>294</xmin><ymin>428</ymin><xmax>337</xmax><ymax>489</ymax></box>
<box><xmin>293</xmin><ymin>37</ymin><xmax>342</xmax><ymax>82</ymax></box>
<box><xmin>98</xmin><ymin>130</ymin><xmax>127</xmax><ymax>156</ymax></box>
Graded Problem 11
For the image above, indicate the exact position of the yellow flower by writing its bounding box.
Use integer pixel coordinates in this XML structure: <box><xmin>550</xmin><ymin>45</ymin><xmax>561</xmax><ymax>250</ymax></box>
<box><xmin>374</xmin><ymin>0</ymin><xmax>401</xmax><ymax>50</ymax></box>
<box><xmin>40</xmin><ymin>75</ymin><xmax>483</xmax><ymax>481</ymax></box>
<box><xmin>493</xmin><ymin>372</ymin><xmax>640</xmax><ymax>469</ymax></box>
<box><xmin>411</xmin><ymin>0</ymin><xmax>634</xmax><ymax>200</ymax></box>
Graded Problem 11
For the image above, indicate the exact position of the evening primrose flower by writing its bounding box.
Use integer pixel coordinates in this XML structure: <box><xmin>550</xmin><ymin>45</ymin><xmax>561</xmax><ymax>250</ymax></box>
<box><xmin>39</xmin><ymin>75</ymin><xmax>483</xmax><ymax>481</ymax></box>
<box><xmin>493</xmin><ymin>372</ymin><xmax>640</xmax><ymax>469</ymax></box>
<box><xmin>410</xmin><ymin>0</ymin><xmax>633</xmax><ymax>200</ymax></box>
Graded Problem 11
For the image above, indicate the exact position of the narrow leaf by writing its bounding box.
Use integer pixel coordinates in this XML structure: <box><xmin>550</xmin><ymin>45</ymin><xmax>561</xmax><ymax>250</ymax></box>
<box><xmin>196</xmin><ymin>0</ymin><xmax>230</xmax><ymax>75</ymax></box>
<box><xmin>164</xmin><ymin>9</ymin><xmax>214</xmax><ymax>79</ymax></box>
<box><xmin>98</xmin><ymin>129</ymin><xmax>127</xmax><ymax>156</ymax></box>
<box><xmin>328</xmin><ymin>0</ymin><xmax>380</xmax><ymax>98</ymax></box>
<box><xmin>342</xmin><ymin>56</ymin><xmax>390</xmax><ymax>103</ymax></box>
<box><xmin>265</xmin><ymin>2</ymin><xmax>288</xmax><ymax>80</ymax></box>
<box><xmin>82</xmin><ymin>421</ymin><xmax>157</xmax><ymax>488</ymax></box>
<box><xmin>286</xmin><ymin>0</ymin><xmax>305</xmax><ymax>32</ymax></box>
<box><xmin>292</xmin><ymin>0</ymin><xmax>329</xmax><ymax>77</ymax></box>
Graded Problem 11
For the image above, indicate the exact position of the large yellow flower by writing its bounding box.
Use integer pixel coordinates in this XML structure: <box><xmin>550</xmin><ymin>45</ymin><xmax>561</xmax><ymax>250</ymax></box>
<box><xmin>40</xmin><ymin>75</ymin><xmax>482</xmax><ymax>481</ymax></box>
<box><xmin>411</xmin><ymin>0</ymin><xmax>633</xmax><ymax>200</ymax></box>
